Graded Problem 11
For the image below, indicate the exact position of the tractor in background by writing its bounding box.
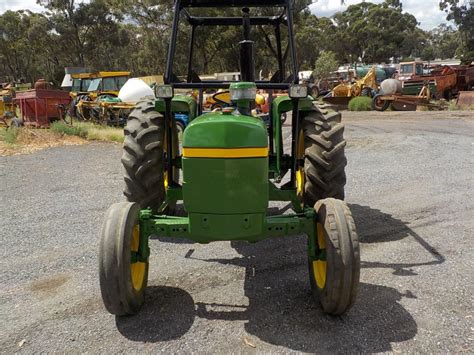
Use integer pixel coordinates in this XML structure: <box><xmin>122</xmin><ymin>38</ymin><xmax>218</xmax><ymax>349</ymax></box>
<box><xmin>323</xmin><ymin>66</ymin><xmax>378</xmax><ymax>106</ymax></box>
<box><xmin>70</xmin><ymin>71</ymin><xmax>130</xmax><ymax>123</ymax></box>
<box><xmin>99</xmin><ymin>0</ymin><xmax>360</xmax><ymax>317</ymax></box>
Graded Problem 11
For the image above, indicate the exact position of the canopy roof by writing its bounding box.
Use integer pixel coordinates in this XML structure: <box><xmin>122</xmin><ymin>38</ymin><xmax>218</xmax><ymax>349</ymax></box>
<box><xmin>179</xmin><ymin>0</ymin><xmax>290</xmax><ymax>7</ymax></box>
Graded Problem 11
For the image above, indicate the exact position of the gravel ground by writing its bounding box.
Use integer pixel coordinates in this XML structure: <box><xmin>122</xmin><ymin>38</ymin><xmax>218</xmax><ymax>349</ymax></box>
<box><xmin>0</xmin><ymin>111</ymin><xmax>473</xmax><ymax>353</ymax></box>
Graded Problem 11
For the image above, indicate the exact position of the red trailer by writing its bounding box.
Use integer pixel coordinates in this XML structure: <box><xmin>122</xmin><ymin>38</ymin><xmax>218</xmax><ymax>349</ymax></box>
<box><xmin>15</xmin><ymin>89</ymin><xmax>71</xmax><ymax>128</ymax></box>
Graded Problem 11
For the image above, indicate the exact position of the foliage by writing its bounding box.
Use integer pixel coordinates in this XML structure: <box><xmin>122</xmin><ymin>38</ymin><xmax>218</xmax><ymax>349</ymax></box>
<box><xmin>0</xmin><ymin>127</ymin><xmax>19</xmax><ymax>144</ymax></box>
<box><xmin>0</xmin><ymin>10</ymin><xmax>58</xmax><ymax>83</ymax></box>
<box><xmin>313</xmin><ymin>51</ymin><xmax>339</xmax><ymax>80</ymax></box>
<box><xmin>448</xmin><ymin>101</ymin><xmax>474</xmax><ymax>111</ymax></box>
<box><xmin>331</xmin><ymin>1</ymin><xmax>419</xmax><ymax>64</ymax></box>
<box><xmin>421</xmin><ymin>46</ymin><xmax>436</xmax><ymax>62</ymax></box>
<box><xmin>428</xmin><ymin>24</ymin><xmax>459</xmax><ymax>59</ymax></box>
<box><xmin>50</xmin><ymin>121</ymin><xmax>88</xmax><ymax>137</ymax></box>
<box><xmin>439</xmin><ymin>0</ymin><xmax>474</xmax><ymax>64</ymax></box>
<box><xmin>50</xmin><ymin>121</ymin><xmax>124</xmax><ymax>142</ymax></box>
<box><xmin>348</xmin><ymin>96</ymin><xmax>373</xmax><ymax>111</ymax></box>
<box><xmin>0</xmin><ymin>0</ymin><xmax>469</xmax><ymax>85</ymax></box>
<box><xmin>295</xmin><ymin>15</ymin><xmax>335</xmax><ymax>70</ymax></box>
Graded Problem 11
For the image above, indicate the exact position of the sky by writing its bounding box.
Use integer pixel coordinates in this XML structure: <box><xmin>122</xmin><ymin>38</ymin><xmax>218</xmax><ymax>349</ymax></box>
<box><xmin>310</xmin><ymin>0</ymin><xmax>451</xmax><ymax>30</ymax></box>
<box><xmin>0</xmin><ymin>0</ymin><xmax>452</xmax><ymax>31</ymax></box>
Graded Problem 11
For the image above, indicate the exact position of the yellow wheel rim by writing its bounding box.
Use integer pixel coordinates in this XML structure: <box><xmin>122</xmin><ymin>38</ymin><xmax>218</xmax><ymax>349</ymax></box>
<box><xmin>163</xmin><ymin>130</ymin><xmax>170</xmax><ymax>190</ymax></box>
<box><xmin>130</xmin><ymin>224</ymin><xmax>146</xmax><ymax>291</ymax></box>
<box><xmin>296</xmin><ymin>129</ymin><xmax>305</xmax><ymax>204</ymax></box>
<box><xmin>313</xmin><ymin>222</ymin><xmax>327</xmax><ymax>289</ymax></box>
<box><xmin>163</xmin><ymin>171</ymin><xmax>169</xmax><ymax>189</ymax></box>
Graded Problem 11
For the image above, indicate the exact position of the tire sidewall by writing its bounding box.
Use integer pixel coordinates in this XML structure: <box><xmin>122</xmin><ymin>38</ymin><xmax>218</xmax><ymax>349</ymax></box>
<box><xmin>99</xmin><ymin>202</ymin><xmax>148</xmax><ymax>315</ymax></box>
<box><xmin>309</xmin><ymin>198</ymin><xmax>360</xmax><ymax>314</ymax></box>
<box><xmin>372</xmin><ymin>94</ymin><xmax>390</xmax><ymax>111</ymax></box>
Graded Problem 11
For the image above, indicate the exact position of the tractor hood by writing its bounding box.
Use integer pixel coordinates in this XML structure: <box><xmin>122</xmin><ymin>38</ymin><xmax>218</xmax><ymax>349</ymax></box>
<box><xmin>182</xmin><ymin>111</ymin><xmax>267</xmax><ymax>150</ymax></box>
<box><xmin>181</xmin><ymin>111</ymin><xmax>269</xmax><ymax>235</ymax></box>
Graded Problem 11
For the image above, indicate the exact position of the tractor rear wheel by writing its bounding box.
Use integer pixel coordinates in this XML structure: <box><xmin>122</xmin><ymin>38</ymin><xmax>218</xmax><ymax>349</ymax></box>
<box><xmin>99</xmin><ymin>202</ymin><xmax>148</xmax><ymax>315</ymax></box>
<box><xmin>302</xmin><ymin>109</ymin><xmax>347</xmax><ymax>207</ymax></box>
<box><xmin>309</xmin><ymin>198</ymin><xmax>360</xmax><ymax>315</ymax></box>
<box><xmin>122</xmin><ymin>100</ymin><xmax>179</xmax><ymax>213</ymax></box>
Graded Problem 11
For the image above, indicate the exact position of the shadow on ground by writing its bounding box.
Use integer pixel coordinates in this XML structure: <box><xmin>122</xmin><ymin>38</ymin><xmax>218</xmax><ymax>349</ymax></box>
<box><xmin>116</xmin><ymin>286</ymin><xmax>195</xmax><ymax>342</ymax></box>
<box><xmin>117</xmin><ymin>204</ymin><xmax>444</xmax><ymax>351</ymax></box>
<box><xmin>350</xmin><ymin>204</ymin><xmax>445</xmax><ymax>275</ymax></box>
<box><xmin>192</xmin><ymin>235</ymin><xmax>418</xmax><ymax>352</ymax></box>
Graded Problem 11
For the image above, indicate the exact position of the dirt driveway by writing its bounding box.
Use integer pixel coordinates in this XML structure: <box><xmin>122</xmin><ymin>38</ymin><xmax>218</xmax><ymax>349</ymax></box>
<box><xmin>0</xmin><ymin>110</ymin><xmax>472</xmax><ymax>352</ymax></box>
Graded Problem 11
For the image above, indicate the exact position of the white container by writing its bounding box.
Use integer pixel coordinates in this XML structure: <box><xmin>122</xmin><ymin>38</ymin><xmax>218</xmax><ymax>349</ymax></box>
<box><xmin>118</xmin><ymin>78</ymin><xmax>154</xmax><ymax>103</ymax></box>
<box><xmin>380</xmin><ymin>79</ymin><xmax>403</xmax><ymax>95</ymax></box>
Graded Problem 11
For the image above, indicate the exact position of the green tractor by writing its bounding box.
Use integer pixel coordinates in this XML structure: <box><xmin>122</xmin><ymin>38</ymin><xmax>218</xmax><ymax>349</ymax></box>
<box><xmin>99</xmin><ymin>0</ymin><xmax>360</xmax><ymax>316</ymax></box>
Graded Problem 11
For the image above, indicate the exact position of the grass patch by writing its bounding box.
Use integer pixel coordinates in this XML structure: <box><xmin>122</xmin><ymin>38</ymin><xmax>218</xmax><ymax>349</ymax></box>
<box><xmin>0</xmin><ymin>127</ymin><xmax>20</xmax><ymax>144</ymax></box>
<box><xmin>50</xmin><ymin>121</ymin><xmax>124</xmax><ymax>142</ymax></box>
<box><xmin>0</xmin><ymin>126</ymin><xmax>87</xmax><ymax>156</ymax></box>
<box><xmin>448</xmin><ymin>101</ymin><xmax>474</xmax><ymax>111</ymax></box>
<box><xmin>416</xmin><ymin>105</ymin><xmax>429</xmax><ymax>111</ymax></box>
<box><xmin>348</xmin><ymin>96</ymin><xmax>373</xmax><ymax>111</ymax></box>
<box><xmin>50</xmin><ymin>121</ymin><xmax>88</xmax><ymax>138</ymax></box>
<box><xmin>87</xmin><ymin>126</ymin><xmax>124</xmax><ymax>143</ymax></box>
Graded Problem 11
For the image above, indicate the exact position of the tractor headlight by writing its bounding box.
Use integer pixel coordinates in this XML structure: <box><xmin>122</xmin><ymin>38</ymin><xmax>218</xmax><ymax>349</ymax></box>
<box><xmin>230</xmin><ymin>82</ymin><xmax>257</xmax><ymax>101</ymax></box>
<box><xmin>155</xmin><ymin>85</ymin><xmax>174</xmax><ymax>99</ymax></box>
<box><xmin>289</xmin><ymin>84</ymin><xmax>308</xmax><ymax>99</ymax></box>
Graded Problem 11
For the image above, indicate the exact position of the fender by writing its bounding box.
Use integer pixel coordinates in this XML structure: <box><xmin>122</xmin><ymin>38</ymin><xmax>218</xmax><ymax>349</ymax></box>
<box><xmin>155</xmin><ymin>94</ymin><xmax>197</xmax><ymax>121</ymax></box>
<box><xmin>271</xmin><ymin>95</ymin><xmax>315</xmax><ymax>177</ymax></box>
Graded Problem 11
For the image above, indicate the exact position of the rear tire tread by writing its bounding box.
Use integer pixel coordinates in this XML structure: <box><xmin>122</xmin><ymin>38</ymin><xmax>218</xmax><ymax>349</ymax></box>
<box><xmin>122</xmin><ymin>100</ymin><xmax>166</xmax><ymax>212</ymax></box>
<box><xmin>302</xmin><ymin>109</ymin><xmax>347</xmax><ymax>206</ymax></box>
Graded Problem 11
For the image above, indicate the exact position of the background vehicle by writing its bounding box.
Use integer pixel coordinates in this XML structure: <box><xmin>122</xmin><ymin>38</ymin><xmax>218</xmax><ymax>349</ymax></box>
<box><xmin>69</xmin><ymin>72</ymin><xmax>93</xmax><ymax>119</ymax></box>
<box><xmin>396</xmin><ymin>61</ymin><xmax>459</xmax><ymax>99</ymax></box>
<box><xmin>72</xmin><ymin>71</ymin><xmax>130</xmax><ymax>121</ymax></box>
<box><xmin>397</xmin><ymin>61</ymin><xmax>425</xmax><ymax>81</ymax></box>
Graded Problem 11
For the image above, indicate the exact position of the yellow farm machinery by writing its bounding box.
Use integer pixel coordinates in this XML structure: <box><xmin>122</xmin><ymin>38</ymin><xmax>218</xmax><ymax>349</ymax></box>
<box><xmin>323</xmin><ymin>66</ymin><xmax>378</xmax><ymax>106</ymax></box>
<box><xmin>69</xmin><ymin>71</ymin><xmax>131</xmax><ymax>125</ymax></box>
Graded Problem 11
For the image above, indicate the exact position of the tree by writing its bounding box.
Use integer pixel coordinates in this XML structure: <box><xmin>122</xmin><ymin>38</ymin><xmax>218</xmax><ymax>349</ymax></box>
<box><xmin>400</xmin><ymin>27</ymin><xmax>429</xmax><ymax>59</ymax></box>
<box><xmin>439</xmin><ymin>0</ymin><xmax>474</xmax><ymax>63</ymax></box>
<box><xmin>1</xmin><ymin>0</ymin><xmax>466</xmax><ymax>86</ymax></box>
<box><xmin>0</xmin><ymin>10</ymin><xmax>54</xmax><ymax>82</ymax></box>
<box><xmin>331</xmin><ymin>1</ymin><xmax>419</xmax><ymax>64</ymax></box>
<box><xmin>313</xmin><ymin>51</ymin><xmax>339</xmax><ymax>79</ymax></box>
<box><xmin>38</xmin><ymin>0</ymin><xmax>130</xmax><ymax>69</ymax></box>
<box><xmin>421</xmin><ymin>46</ymin><xmax>436</xmax><ymax>61</ymax></box>
<box><xmin>429</xmin><ymin>24</ymin><xmax>459</xmax><ymax>59</ymax></box>
<box><xmin>295</xmin><ymin>14</ymin><xmax>337</xmax><ymax>70</ymax></box>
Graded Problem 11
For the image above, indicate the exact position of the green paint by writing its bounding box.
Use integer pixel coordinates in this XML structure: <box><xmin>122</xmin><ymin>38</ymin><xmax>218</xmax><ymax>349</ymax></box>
<box><xmin>130</xmin><ymin>214</ymin><xmax>151</xmax><ymax>263</ymax></box>
<box><xmin>188</xmin><ymin>213</ymin><xmax>266</xmax><ymax>242</ymax></box>
<box><xmin>182</xmin><ymin>112</ymin><xmax>267</xmax><ymax>148</ymax></box>
<box><xmin>155</xmin><ymin>95</ymin><xmax>197</xmax><ymax>120</ymax></box>
<box><xmin>229</xmin><ymin>82</ymin><xmax>256</xmax><ymax>90</ymax></box>
<box><xmin>271</xmin><ymin>95</ymin><xmax>315</xmax><ymax>177</ymax></box>
<box><xmin>268</xmin><ymin>182</ymin><xmax>302</xmax><ymax>212</ymax></box>
<box><xmin>138</xmin><ymin>92</ymin><xmax>321</xmax><ymax>245</ymax></box>
<box><xmin>402</xmin><ymin>82</ymin><xmax>437</xmax><ymax>95</ymax></box>
<box><xmin>182</xmin><ymin>157</ymin><xmax>268</xmax><ymax>214</ymax></box>
<box><xmin>140</xmin><ymin>212</ymin><xmax>315</xmax><ymax>244</ymax></box>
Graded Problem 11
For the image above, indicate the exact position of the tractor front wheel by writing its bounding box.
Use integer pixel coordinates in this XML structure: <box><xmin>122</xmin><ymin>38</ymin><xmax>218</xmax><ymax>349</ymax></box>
<box><xmin>309</xmin><ymin>198</ymin><xmax>360</xmax><ymax>315</ymax></box>
<box><xmin>99</xmin><ymin>202</ymin><xmax>148</xmax><ymax>315</ymax></box>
